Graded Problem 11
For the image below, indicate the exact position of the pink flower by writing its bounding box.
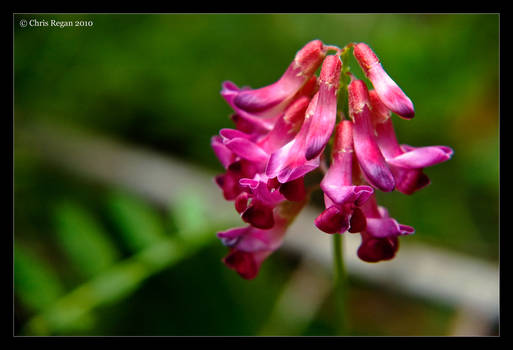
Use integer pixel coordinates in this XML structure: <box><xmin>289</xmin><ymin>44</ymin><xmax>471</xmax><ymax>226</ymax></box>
<box><xmin>265</xmin><ymin>92</ymin><xmax>321</xmax><ymax>183</ymax></box>
<box><xmin>218</xmin><ymin>200</ymin><xmax>306</xmax><ymax>279</ymax></box>
<box><xmin>221</xmin><ymin>75</ymin><xmax>318</xmax><ymax>137</ymax></box>
<box><xmin>213</xmin><ymin>71</ymin><xmax>316</xmax><ymax>278</ymax></box>
<box><xmin>213</xmin><ymin>39</ymin><xmax>452</xmax><ymax>276</ymax></box>
<box><xmin>357</xmin><ymin>194</ymin><xmax>414</xmax><ymax>262</ymax></box>
<box><xmin>369</xmin><ymin>92</ymin><xmax>454</xmax><ymax>194</ymax></box>
<box><xmin>348</xmin><ymin>79</ymin><xmax>395</xmax><ymax>192</ymax></box>
<box><xmin>304</xmin><ymin>55</ymin><xmax>342</xmax><ymax>160</ymax></box>
<box><xmin>212</xmin><ymin>96</ymin><xmax>312</xmax><ymax>200</ymax></box>
<box><xmin>224</xmin><ymin>40</ymin><xmax>326</xmax><ymax>119</ymax></box>
<box><xmin>353</xmin><ymin>42</ymin><xmax>414</xmax><ymax>120</ymax></box>
<box><xmin>266</xmin><ymin>55</ymin><xmax>341</xmax><ymax>182</ymax></box>
<box><xmin>315</xmin><ymin>120</ymin><xmax>373</xmax><ymax>234</ymax></box>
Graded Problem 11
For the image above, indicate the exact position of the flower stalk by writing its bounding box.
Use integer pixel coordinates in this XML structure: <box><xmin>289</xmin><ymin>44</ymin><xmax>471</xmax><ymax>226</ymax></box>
<box><xmin>333</xmin><ymin>232</ymin><xmax>349</xmax><ymax>335</ymax></box>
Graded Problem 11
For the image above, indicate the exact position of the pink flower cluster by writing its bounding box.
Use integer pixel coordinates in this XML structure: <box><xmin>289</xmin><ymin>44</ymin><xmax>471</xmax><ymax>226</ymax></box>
<box><xmin>212</xmin><ymin>40</ymin><xmax>453</xmax><ymax>279</ymax></box>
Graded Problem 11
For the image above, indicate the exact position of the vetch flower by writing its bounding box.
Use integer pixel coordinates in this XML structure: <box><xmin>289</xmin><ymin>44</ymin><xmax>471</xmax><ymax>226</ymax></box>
<box><xmin>304</xmin><ymin>54</ymin><xmax>342</xmax><ymax>160</ymax></box>
<box><xmin>265</xmin><ymin>55</ymin><xmax>341</xmax><ymax>182</ymax></box>
<box><xmin>213</xmin><ymin>96</ymin><xmax>312</xmax><ymax>201</ymax></box>
<box><xmin>226</xmin><ymin>40</ymin><xmax>327</xmax><ymax>119</ymax></box>
<box><xmin>315</xmin><ymin>120</ymin><xmax>373</xmax><ymax>234</ymax></box>
<box><xmin>212</xmin><ymin>39</ymin><xmax>453</xmax><ymax>278</ymax></box>
<box><xmin>369</xmin><ymin>92</ymin><xmax>454</xmax><ymax>194</ymax></box>
<box><xmin>348</xmin><ymin>79</ymin><xmax>396</xmax><ymax>192</ymax></box>
<box><xmin>265</xmin><ymin>92</ymin><xmax>322</xmax><ymax>184</ymax></box>
<box><xmin>357</xmin><ymin>194</ymin><xmax>414</xmax><ymax>263</ymax></box>
<box><xmin>218</xmin><ymin>200</ymin><xmax>307</xmax><ymax>279</ymax></box>
<box><xmin>353</xmin><ymin>42</ymin><xmax>415</xmax><ymax>120</ymax></box>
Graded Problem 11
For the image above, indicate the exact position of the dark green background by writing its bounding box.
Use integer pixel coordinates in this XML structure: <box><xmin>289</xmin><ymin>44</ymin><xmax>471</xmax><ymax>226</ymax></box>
<box><xmin>14</xmin><ymin>14</ymin><xmax>499</xmax><ymax>336</ymax></box>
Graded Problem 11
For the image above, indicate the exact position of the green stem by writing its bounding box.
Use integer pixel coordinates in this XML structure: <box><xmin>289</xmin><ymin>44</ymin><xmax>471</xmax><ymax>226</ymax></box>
<box><xmin>338</xmin><ymin>43</ymin><xmax>353</xmax><ymax>120</ymax></box>
<box><xmin>332</xmin><ymin>233</ymin><xmax>350</xmax><ymax>335</ymax></box>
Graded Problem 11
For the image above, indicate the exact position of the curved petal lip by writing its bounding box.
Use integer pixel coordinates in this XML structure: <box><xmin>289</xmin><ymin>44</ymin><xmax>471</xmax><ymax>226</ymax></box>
<box><xmin>365</xmin><ymin>218</ymin><xmax>414</xmax><ymax>238</ymax></box>
<box><xmin>276</xmin><ymin>159</ymin><xmax>320</xmax><ymax>184</ymax></box>
<box><xmin>388</xmin><ymin>145</ymin><xmax>454</xmax><ymax>168</ymax></box>
<box><xmin>219</xmin><ymin>128</ymin><xmax>252</xmax><ymax>140</ymax></box>
<box><xmin>225</xmin><ymin>138</ymin><xmax>269</xmax><ymax>163</ymax></box>
<box><xmin>321</xmin><ymin>184</ymin><xmax>373</xmax><ymax>206</ymax></box>
<box><xmin>217</xmin><ymin>227</ymin><xmax>247</xmax><ymax>246</ymax></box>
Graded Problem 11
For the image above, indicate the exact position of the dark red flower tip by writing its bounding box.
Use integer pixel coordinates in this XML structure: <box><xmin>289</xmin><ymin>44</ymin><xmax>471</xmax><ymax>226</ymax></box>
<box><xmin>266</xmin><ymin>177</ymin><xmax>281</xmax><ymax>192</ymax></box>
<box><xmin>314</xmin><ymin>206</ymin><xmax>349</xmax><ymax>234</ymax></box>
<box><xmin>348</xmin><ymin>207</ymin><xmax>367</xmax><ymax>233</ymax></box>
<box><xmin>215</xmin><ymin>173</ymin><xmax>240</xmax><ymax>201</ymax></box>
<box><xmin>234</xmin><ymin>192</ymin><xmax>250</xmax><ymax>213</ymax></box>
<box><xmin>223</xmin><ymin>250</ymin><xmax>258</xmax><ymax>280</ymax></box>
<box><xmin>394</xmin><ymin>169</ymin><xmax>431</xmax><ymax>195</ymax></box>
<box><xmin>279</xmin><ymin>177</ymin><xmax>307</xmax><ymax>202</ymax></box>
<box><xmin>357</xmin><ymin>236</ymin><xmax>399</xmax><ymax>263</ymax></box>
<box><xmin>241</xmin><ymin>201</ymin><xmax>275</xmax><ymax>229</ymax></box>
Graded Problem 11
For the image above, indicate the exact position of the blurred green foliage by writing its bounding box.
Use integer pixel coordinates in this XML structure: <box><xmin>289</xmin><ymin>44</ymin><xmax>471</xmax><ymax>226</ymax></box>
<box><xmin>14</xmin><ymin>13</ymin><xmax>499</xmax><ymax>335</ymax></box>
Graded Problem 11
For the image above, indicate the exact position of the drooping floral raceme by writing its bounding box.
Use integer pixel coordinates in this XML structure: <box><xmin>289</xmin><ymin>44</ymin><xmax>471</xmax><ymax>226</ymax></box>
<box><xmin>212</xmin><ymin>40</ymin><xmax>453</xmax><ymax>279</ymax></box>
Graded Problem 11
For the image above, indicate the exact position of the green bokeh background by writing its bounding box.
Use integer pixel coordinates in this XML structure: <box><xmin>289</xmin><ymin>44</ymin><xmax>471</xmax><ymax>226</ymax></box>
<box><xmin>14</xmin><ymin>13</ymin><xmax>499</xmax><ymax>336</ymax></box>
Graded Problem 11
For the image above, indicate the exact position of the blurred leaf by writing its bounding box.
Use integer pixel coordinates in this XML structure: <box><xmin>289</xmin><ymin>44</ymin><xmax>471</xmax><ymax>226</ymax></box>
<box><xmin>14</xmin><ymin>244</ymin><xmax>65</xmax><ymax>313</ymax></box>
<box><xmin>22</xmin><ymin>233</ymin><xmax>210</xmax><ymax>335</ymax></box>
<box><xmin>105</xmin><ymin>190</ymin><xmax>167</xmax><ymax>252</ymax></box>
<box><xmin>168</xmin><ymin>191</ymin><xmax>209</xmax><ymax>243</ymax></box>
<box><xmin>54</xmin><ymin>200</ymin><xmax>120</xmax><ymax>279</ymax></box>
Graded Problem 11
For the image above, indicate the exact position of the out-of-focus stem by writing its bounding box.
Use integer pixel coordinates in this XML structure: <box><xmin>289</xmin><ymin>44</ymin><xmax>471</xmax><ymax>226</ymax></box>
<box><xmin>333</xmin><ymin>233</ymin><xmax>350</xmax><ymax>335</ymax></box>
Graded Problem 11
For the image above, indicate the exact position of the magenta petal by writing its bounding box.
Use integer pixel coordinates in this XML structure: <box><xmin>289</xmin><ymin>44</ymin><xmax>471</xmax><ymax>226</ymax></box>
<box><xmin>217</xmin><ymin>227</ymin><xmax>248</xmax><ymax>247</ymax></box>
<box><xmin>276</xmin><ymin>159</ymin><xmax>320</xmax><ymax>184</ymax></box>
<box><xmin>223</xmin><ymin>248</ymin><xmax>271</xmax><ymax>280</ymax></box>
<box><xmin>399</xmin><ymin>224</ymin><xmax>415</xmax><ymax>235</ymax></box>
<box><xmin>265</xmin><ymin>92</ymin><xmax>322</xmax><ymax>183</ymax></box>
<box><xmin>233</xmin><ymin>40</ymin><xmax>326</xmax><ymax>118</ymax></box>
<box><xmin>211</xmin><ymin>136</ymin><xmax>234</xmax><ymax>169</ymax></box>
<box><xmin>219</xmin><ymin>226</ymin><xmax>269</xmax><ymax>253</ymax></box>
<box><xmin>241</xmin><ymin>201</ymin><xmax>275</xmax><ymax>229</ymax></box>
<box><xmin>279</xmin><ymin>177</ymin><xmax>307</xmax><ymax>202</ymax></box>
<box><xmin>219</xmin><ymin>128</ymin><xmax>253</xmax><ymax>141</ymax></box>
<box><xmin>221</xmin><ymin>81</ymin><xmax>244</xmax><ymax>105</ymax></box>
<box><xmin>357</xmin><ymin>236</ymin><xmax>399</xmax><ymax>263</ymax></box>
<box><xmin>224</xmin><ymin>138</ymin><xmax>269</xmax><ymax>164</ymax></box>
<box><xmin>239</xmin><ymin>177</ymin><xmax>259</xmax><ymax>190</ymax></box>
<box><xmin>246</xmin><ymin>177</ymin><xmax>285</xmax><ymax>206</ymax></box>
<box><xmin>222</xmin><ymin>81</ymin><xmax>277</xmax><ymax>132</ymax></box>
<box><xmin>265</xmin><ymin>140</ymin><xmax>295</xmax><ymax>179</ymax></box>
<box><xmin>233</xmin><ymin>87</ymin><xmax>285</xmax><ymax>116</ymax></box>
<box><xmin>232</xmin><ymin>220</ymin><xmax>288</xmax><ymax>253</ymax></box>
<box><xmin>322</xmin><ymin>184</ymin><xmax>374</xmax><ymax>207</ymax></box>
<box><xmin>392</xmin><ymin>167</ymin><xmax>431</xmax><ymax>195</ymax></box>
<box><xmin>367</xmin><ymin>67</ymin><xmax>415</xmax><ymax>120</ymax></box>
<box><xmin>314</xmin><ymin>206</ymin><xmax>350</xmax><ymax>234</ymax></box>
<box><xmin>258</xmin><ymin>96</ymin><xmax>309</xmax><ymax>153</ymax></box>
<box><xmin>348</xmin><ymin>207</ymin><xmax>367</xmax><ymax>233</ymax></box>
<box><xmin>387</xmin><ymin>145</ymin><xmax>454</xmax><ymax>168</ymax></box>
<box><xmin>304</xmin><ymin>55</ymin><xmax>341</xmax><ymax>160</ymax></box>
<box><xmin>234</xmin><ymin>192</ymin><xmax>250</xmax><ymax>213</ymax></box>
<box><xmin>223</xmin><ymin>249</ymin><xmax>260</xmax><ymax>279</ymax></box>
<box><xmin>319</xmin><ymin>121</ymin><xmax>373</xmax><ymax>205</ymax></box>
<box><xmin>215</xmin><ymin>173</ymin><xmax>240</xmax><ymax>200</ymax></box>
<box><xmin>353</xmin><ymin>43</ymin><xmax>414</xmax><ymax>120</ymax></box>
<box><xmin>266</xmin><ymin>139</ymin><xmax>320</xmax><ymax>184</ymax></box>
<box><xmin>230</xmin><ymin>113</ymin><xmax>274</xmax><ymax>135</ymax></box>
<box><xmin>366</xmin><ymin>218</ymin><xmax>415</xmax><ymax>238</ymax></box>
<box><xmin>349</xmin><ymin>80</ymin><xmax>395</xmax><ymax>192</ymax></box>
